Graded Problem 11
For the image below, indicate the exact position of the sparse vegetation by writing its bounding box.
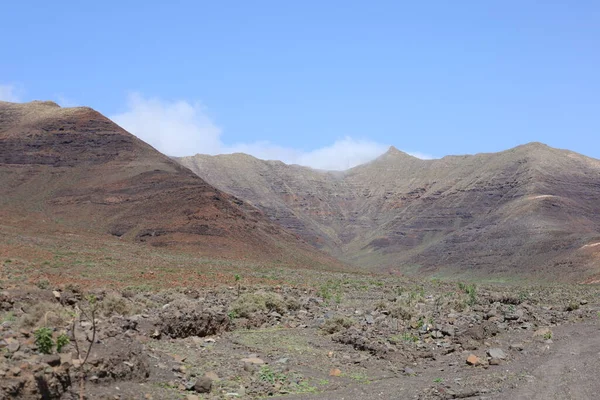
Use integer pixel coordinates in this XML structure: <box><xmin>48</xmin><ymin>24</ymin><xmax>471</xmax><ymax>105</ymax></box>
<box><xmin>36</xmin><ymin>278</ymin><xmax>50</xmax><ymax>290</ymax></box>
<box><xmin>99</xmin><ymin>293</ymin><xmax>134</xmax><ymax>316</ymax></box>
<box><xmin>34</xmin><ymin>327</ymin><xmax>54</xmax><ymax>354</ymax></box>
<box><xmin>1</xmin><ymin>311</ymin><xmax>16</xmax><ymax>323</ymax></box>
<box><xmin>229</xmin><ymin>291</ymin><xmax>287</xmax><ymax>318</ymax></box>
<box><xmin>390</xmin><ymin>305</ymin><xmax>413</xmax><ymax>320</ymax></box>
<box><xmin>321</xmin><ymin>316</ymin><xmax>354</xmax><ymax>334</ymax></box>
<box><xmin>20</xmin><ymin>301</ymin><xmax>71</xmax><ymax>330</ymax></box>
<box><xmin>458</xmin><ymin>282</ymin><xmax>477</xmax><ymax>305</ymax></box>
<box><xmin>56</xmin><ymin>333</ymin><xmax>70</xmax><ymax>353</ymax></box>
<box><xmin>259</xmin><ymin>365</ymin><xmax>286</xmax><ymax>384</ymax></box>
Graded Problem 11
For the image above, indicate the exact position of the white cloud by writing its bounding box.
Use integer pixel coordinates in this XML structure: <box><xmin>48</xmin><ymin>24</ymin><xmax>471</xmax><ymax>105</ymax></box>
<box><xmin>112</xmin><ymin>93</ymin><xmax>223</xmax><ymax>157</ymax></box>
<box><xmin>0</xmin><ymin>84</ymin><xmax>21</xmax><ymax>102</ymax></box>
<box><xmin>111</xmin><ymin>93</ymin><xmax>433</xmax><ymax>170</ymax></box>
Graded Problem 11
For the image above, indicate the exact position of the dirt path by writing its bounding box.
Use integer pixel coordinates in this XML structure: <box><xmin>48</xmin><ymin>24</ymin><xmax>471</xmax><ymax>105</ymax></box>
<box><xmin>492</xmin><ymin>322</ymin><xmax>600</xmax><ymax>400</ymax></box>
<box><xmin>278</xmin><ymin>321</ymin><xmax>600</xmax><ymax>400</ymax></box>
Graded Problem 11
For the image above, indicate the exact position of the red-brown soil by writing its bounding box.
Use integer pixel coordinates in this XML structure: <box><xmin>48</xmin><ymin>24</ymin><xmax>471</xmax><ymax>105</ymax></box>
<box><xmin>0</xmin><ymin>100</ymin><xmax>342</xmax><ymax>273</ymax></box>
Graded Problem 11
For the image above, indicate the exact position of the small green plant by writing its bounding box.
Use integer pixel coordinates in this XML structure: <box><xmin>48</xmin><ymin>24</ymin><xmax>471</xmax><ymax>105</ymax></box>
<box><xmin>334</xmin><ymin>292</ymin><xmax>343</xmax><ymax>304</ymax></box>
<box><xmin>234</xmin><ymin>274</ymin><xmax>242</xmax><ymax>297</ymax></box>
<box><xmin>259</xmin><ymin>365</ymin><xmax>286</xmax><ymax>384</ymax></box>
<box><xmin>543</xmin><ymin>331</ymin><xmax>553</xmax><ymax>340</ymax></box>
<box><xmin>518</xmin><ymin>291</ymin><xmax>530</xmax><ymax>302</ymax></box>
<box><xmin>227</xmin><ymin>310</ymin><xmax>238</xmax><ymax>321</ymax></box>
<box><xmin>318</xmin><ymin>284</ymin><xmax>333</xmax><ymax>301</ymax></box>
<box><xmin>433</xmin><ymin>377</ymin><xmax>443</xmax><ymax>383</ymax></box>
<box><xmin>1</xmin><ymin>312</ymin><xmax>16</xmax><ymax>323</ymax></box>
<box><xmin>56</xmin><ymin>333</ymin><xmax>70</xmax><ymax>353</ymax></box>
<box><xmin>34</xmin><ymin>327</ymin><xmax>54</xmax><ymax>354</ymax></box>
<box><xmin>401</xmin><ymin>332</ymin><xmax>419</xmax><ymax>343</ymax></box>
<box><xmin>458</xmin><ymin>283</ymin><xmax>477</xmax><ymax>306</ymax></box>
<box><xmin>346</xmin><ymin>372</ymin><xmax>370</xmax><ymax>384</ymax></box>
<box><xmin>291</xmin><ymin>381</ymin><xmax>318</xmax><ymax>394</ymax></box>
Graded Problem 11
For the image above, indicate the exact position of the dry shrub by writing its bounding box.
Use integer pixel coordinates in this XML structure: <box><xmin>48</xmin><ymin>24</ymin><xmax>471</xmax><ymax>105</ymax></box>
<box><xmin>389</xmin><ymin>305</ymin><xmax>413</xmax><ymax>321</ymax></box>
<box><xmin>321</xmin><ymin>316</ymin><xmax>355</xmax><ymax>334</ymax></box>
<box><xmin>99</xmin><ymin>293</ymin><xmax>136</xmax><ymax>317</ymax></box>
<box><xmin>285</xmin><ymin>297</ymin><xmax>302</xmax><ymax>311</ymax></box>
<box><xmin>230</xmin><ymin>291</ymin><xmax>286</xmax><ymax>318</ymax></box>
<box><xmin>20</xmin><ymin>302</ymin><xmax>71</xmax><ymax>330</ymax></box>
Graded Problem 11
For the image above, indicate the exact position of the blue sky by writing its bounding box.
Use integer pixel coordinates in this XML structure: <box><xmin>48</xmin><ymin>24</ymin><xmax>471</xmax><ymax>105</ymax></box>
<box><xmin>2</xmin><ymin>1</ymin><xmax>599</xmax><ymax>168</ymax></box>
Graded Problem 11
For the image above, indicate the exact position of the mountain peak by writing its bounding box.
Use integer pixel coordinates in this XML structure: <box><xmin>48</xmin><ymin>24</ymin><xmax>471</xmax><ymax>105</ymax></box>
<box><xmin>375</xmin><ymin>146</ymin><xmax>421</xmax><ymax>163</ymax></box>
<box><xmin>517</xmin><ymin>142</ymin><xmax>551</xmax><ymax>151</ymax></box>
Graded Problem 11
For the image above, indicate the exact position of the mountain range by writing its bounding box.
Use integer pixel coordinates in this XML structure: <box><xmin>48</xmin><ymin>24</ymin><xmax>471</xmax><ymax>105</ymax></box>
<box><xmin>178</xmin><ymin>143</ymin><xmax>600</xmax><ymax>282</ymax></box>
<box><xmin>2</xmin><ymin>100</ymin><xmax>599</xmax><ymax>283</ymax></box>
<box><xmin>0</xmin><ymin>100</ymin><xmax>341</xmax><ymax>270</ymax></box>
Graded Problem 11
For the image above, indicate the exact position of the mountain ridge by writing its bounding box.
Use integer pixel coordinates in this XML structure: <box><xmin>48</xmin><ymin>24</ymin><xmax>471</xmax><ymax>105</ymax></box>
<box><xmin>0</xmin><ymin>100</ymin><xmax>343</xmax><ymax>271</ymax></box>
<box><xmin>177</xmin><ymin>141</ymin><xmax>600</xmax><ymax>282</ymax></box>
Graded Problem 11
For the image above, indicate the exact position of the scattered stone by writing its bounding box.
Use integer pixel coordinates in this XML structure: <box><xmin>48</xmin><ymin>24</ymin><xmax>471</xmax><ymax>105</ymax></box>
<box><xmin>204</xmin><ymin>371</ymin><xmax>220</xmax><ymax>382</ymax></box>
<box><xmin>150</xmin><ymin>330</ymin><xmax>161</xmax><ymax>339</ymax></box>
<box><xmin>41</xmin><ymin>354</ymin><xmax>61</xmax><ymax>367</ymax></box>
<box><xmin>194</xmin><ymin>377</ymin><xmax>213</xmax><ymax>393</ymax></box>
<box><xmin>6</xmin><ymin>337</ymin><xmax>20</xmax><ymax>352</ymax></box>
<box><xmin>466</xmin><ymin>355</ymin><xmax>481</xmax><ymax>366</ymax></box>
<box><xmin>404</xmin><ymin>367</ymin><xmax>416</xmax><ymax>375</ymax></box>
<box><xmin>52</xmin><ymin>290</ymin><xmax>61</xmax><ymax>301</ymax></box>
<box><xmin>431</xmin><ymin>330</ymin><xmax>443</xmax><ymax>339</ymax></box>
<box><xmin>240</xmin><ymin>357</ymin><xmax>265</xmax><ymax>365</ymax></box>
<box><xmin>441</xmin><ymin>326</ymin><xmax>455</xmax><ymax>337</ymax></box>
<box><xmin>187</xmin><ymin>395</ymin><xmax>200</xmax><ymax>400</ymax></box>
<box><xmin>329</xmin><ymin>368</ymin><xmax>342</xmax><ymax>377</ymax></box>
<box><xmin>510</xmin><ymin>343</ymin><xmax>524</xmax><ymax>351</ymax></box>
<box><xmin>533</xmin><ymin>328</ymin><xmax>552</xmax><ymax>338</ymax></box>
<box><xmin>487</xmin><ymin>348</ymin><xmax>507</xmax><ymax>360</ymax></box>
<box><xmin>60</xmin><ymin>353</ymin><xmax>73</xmax><ymax>366</ymax></box>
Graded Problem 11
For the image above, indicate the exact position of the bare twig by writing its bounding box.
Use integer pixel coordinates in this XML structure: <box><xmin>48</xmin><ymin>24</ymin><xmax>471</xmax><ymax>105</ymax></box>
<box><xmin>70</xmin><ymin>297</ymin><xmax>98</xmax><ymax>400</ymax></box>
<box><xmin>82</xmin><ymin>306</ymin><xmax>96</xmax><ymax>365</ymax></box>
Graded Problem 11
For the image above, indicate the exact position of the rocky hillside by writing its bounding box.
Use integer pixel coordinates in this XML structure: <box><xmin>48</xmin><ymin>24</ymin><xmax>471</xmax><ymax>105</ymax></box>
<box><xmin>177</xmin><ymin>144</ymin><xmax>600</xmax><ymax>281</ymax></box>
<box><xmin>0</xmin><ymin>100</ymin><xmax>341</xmax><ymax>269</ymax></box>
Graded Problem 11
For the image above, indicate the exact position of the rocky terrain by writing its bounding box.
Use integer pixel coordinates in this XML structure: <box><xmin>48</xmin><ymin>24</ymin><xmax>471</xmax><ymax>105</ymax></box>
<box><xmin>178</xmin><ymin>145</ymin><xmax>600</xmax><ymax>282</ymax></box>
<box><xmin>2</xmin><ymin>275</ymin><xmax>600</xmax><ymax>399</ymax></box>
<box><xmin>0</xmin><ymin>100</ymin><xmax>340</xmax><ymax>270</ymax></box>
